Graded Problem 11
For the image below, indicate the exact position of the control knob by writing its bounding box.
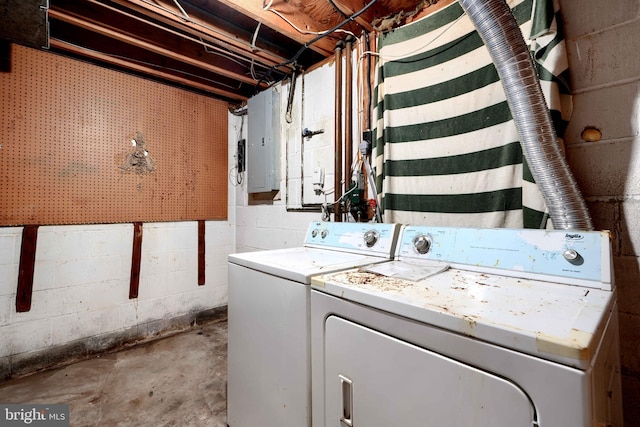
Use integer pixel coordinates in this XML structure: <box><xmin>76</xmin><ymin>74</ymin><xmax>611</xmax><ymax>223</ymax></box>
<box><xmin>563</xmin><ymin>249</ymin><xmax>579</xmax><ymax>261</ymax></box>
<box><xmin>363</xmin><ymin>230</ymin><xmax>379</xmax><ymax>247</ymax></box>
<box><xmin>413</xmin><ymin>234</ymin><xmax>432</xmax><ymax>254</ymax></box>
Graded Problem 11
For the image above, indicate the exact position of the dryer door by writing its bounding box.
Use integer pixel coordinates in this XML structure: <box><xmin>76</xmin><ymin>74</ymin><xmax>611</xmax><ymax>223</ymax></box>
<box><xmin>324</xmin><ymin>316</ymin><xmax>536</xmax><ymax>427</ymax></box>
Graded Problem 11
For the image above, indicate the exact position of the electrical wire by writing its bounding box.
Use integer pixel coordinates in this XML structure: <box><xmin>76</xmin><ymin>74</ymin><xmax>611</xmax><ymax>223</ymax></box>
<box><xmin>230</xmin><ymin>113</ymin><xmax>246</xmax><ymax>186</ymax></box>
<box><xmin>266</xmin><ymin>6</ymin><xmax>358</xmax><ymax>39</ymax></box>
<box><xmin>327</xmin><ymin>0</ymin><xmax>351</xmax><ymax>20</ymax></box>
<box><xmin>171</xmin><ymin>0</ymin><xmax>280</xmax><ymax>83</ymax></box>
<box><xmin>360</xmin><ymin>8</ymin><xmax>466</xmax><ymax>63</ymax></box>
<box><xmin>136</xmin><ymin>0</ymin><xmax>289</xmax><ymax>69</ymax></box>
<box><xmin>354</xmin><ymin>5</ymin><xmax>467</xmax><ymax>184</ymax></box>
<box><xmin>173</xmin><ymin>0</ymin><xmax>190</xmax><ymax>19</ymax></box>
<box><xmin>87</xmin><ymin>0</ymin><xmax>274</xmax><ymax>80</ymax></box>
<box><xmin>256</xmin><ymin>0</ymin><xmax>378</xmax><ymax>89</ymax></box>
<box><xmin>246</xmin><ymin>21</ymin><xmax>278</xmax><ymax>85</ymax></box>
<box><xmin>364</xmin><ymin>32</ymin><xmax>372</xmax><ymax>130</ymax></box>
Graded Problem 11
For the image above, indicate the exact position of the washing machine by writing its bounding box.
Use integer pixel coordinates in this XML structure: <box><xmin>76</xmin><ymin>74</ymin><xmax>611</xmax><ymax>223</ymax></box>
<box><xmin>310</xmin><ymin>226</ymin><xmax>623</xmax><ymax>427</ymax></box>
<box><xmin>227</xmin><ymin>221</ymin><xmax>400</xmax><ymax>427</ymax></box>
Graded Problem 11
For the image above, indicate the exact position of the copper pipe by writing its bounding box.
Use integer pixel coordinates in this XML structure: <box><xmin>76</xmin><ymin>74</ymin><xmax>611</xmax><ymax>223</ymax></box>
<box><xmin>334</xmin><ymin>41</ymin><xmax>344</xmax><ymax>222</ymax></box>
<box><xmin>344</xmin><ymin>37</ymin><xmax>354</xmax><ymax>199</ymax></box>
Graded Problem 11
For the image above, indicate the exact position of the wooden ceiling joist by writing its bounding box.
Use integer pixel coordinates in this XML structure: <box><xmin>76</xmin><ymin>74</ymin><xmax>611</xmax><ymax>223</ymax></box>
<box><xmin>327</xmin><ymin>0</ymin><xmax>378</xmax><ymax>32</ymax></box>
<box><xmin>43</xmin><ymin>0</ymin><xmax>440</xmax><ymax>102</ymax></box>
<box><xmin>208</xmin><ymin>0</ymin><xmax>341</xmax><ymax>57</ymax></box>
<box><xmin>48</xmin><ymin>8</ymin><xmax>264</xmax><ymax>87</ymax></box>
<box><xmin>49</xmin><ymin>38</ymin><xmax>247</xmax><ymax>101</ymax></box>
<box><xmin>107</xmin><ymin>0</ymin><xmax>292</xmax><ymax>71</ymax></box>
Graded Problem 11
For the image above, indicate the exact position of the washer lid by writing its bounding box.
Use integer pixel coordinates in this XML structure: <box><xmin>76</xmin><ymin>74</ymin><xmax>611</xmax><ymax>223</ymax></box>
<box><xmin>229</xmin><ymin>247</ymin><xmax>391</xmax><ymax>284</ymax></box>
<box><xmin>312</xmin><ymin>267</ymin><xmax>616</xmax><ymax>369</ymax></box>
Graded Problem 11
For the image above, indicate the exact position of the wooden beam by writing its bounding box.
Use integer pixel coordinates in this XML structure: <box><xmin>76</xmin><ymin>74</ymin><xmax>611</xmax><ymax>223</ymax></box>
<box><xmin>129</xmin><ymin>222</ymin><xmax>143</xmax><ymax>299</ymax></box>
<box><xmin>198</xmin><ymin>220</ymin><xmax>206</xmax><ymax>286</ymax></box>
<box><xmin>412</xmin><ymin>0</ymin><xmax>458</xmax><ymax>21</ymax></box>
<box><xmin>206</xmin><ymin>0</ymin><xmax>337</xmax><ymax>57</ymax></box>
<box><xmin>50</xmin><ymin>38</ymin><xmax>248</xmax><ymax>101</ymax></box>
<box><xmin>107</xmin><ymin>0</ymin><xmax>291</xmax><ymax>71</ymax></box>
<box><xmin>319</xmin><ymin>0</ymin><xmax>377</xmax><ymax>32</ymax></box>
<box><xmin>49</xmin><ymin>8</ymin><xmax>261</xmax><ymax>86</ymax></box>
<box><xmin>16</xmin><ymin>225</ymin><xmax>39</xmax><ymax>312</ymax></box>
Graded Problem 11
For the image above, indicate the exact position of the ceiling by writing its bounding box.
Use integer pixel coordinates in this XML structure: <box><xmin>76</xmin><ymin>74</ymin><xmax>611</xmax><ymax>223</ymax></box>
<box><xmin>46</xmin><ymin>0</ymin><xmax>445</xmax><ymax>103</ymax></box>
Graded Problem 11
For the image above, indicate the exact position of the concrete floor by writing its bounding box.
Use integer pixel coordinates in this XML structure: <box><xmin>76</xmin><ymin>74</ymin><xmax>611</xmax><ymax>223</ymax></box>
<box><xmin>0</xmin><ymin>318</ymin><xmax>228</xmax><ymax>427</ymax></box>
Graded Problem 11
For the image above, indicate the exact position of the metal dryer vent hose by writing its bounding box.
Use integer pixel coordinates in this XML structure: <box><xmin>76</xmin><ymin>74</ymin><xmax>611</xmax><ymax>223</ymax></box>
<box><xmin>458</xmin><ymin>0</ymin><xmax>593</xmax><ymax>230</ymax></box>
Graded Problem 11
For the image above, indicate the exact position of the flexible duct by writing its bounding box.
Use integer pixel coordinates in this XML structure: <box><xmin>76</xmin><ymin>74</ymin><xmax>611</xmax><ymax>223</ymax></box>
<box><xmin>458</xmin><ymin>0</ymin><xmax>593</xmax><ymax>230</ymax></box>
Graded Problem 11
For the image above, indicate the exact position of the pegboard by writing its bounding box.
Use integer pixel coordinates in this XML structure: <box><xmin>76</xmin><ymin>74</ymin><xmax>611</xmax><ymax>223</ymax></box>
<box><xmin>0</xmin><ymin>45</ymin><xmax>228</xmax><ymax>225</ymax></box>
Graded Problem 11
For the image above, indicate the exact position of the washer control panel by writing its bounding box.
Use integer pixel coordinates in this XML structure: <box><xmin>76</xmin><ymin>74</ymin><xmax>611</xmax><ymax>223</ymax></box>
<box><xmin>396</xmin><ymin>226</ymin><xmax>612</xmax><ymax>288</ymax></box>
<box><xmin>305</xmin><ymin>222</ymin><xmax>400</xmax><ymax>256</ymax></box>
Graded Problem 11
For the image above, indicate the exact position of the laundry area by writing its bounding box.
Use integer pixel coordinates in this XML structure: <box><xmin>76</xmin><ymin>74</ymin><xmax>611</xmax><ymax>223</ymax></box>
<box><xmin>1</xmin><ymin>0</ymin><xmax>639</xmax><ymax>426</ymax></box>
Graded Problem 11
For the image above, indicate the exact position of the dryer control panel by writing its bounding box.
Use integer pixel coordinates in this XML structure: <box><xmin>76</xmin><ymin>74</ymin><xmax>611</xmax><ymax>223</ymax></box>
<box><xmin>396</xmin><ymin>226</ymin><xmax>612</xmax><ymax>289</ymax></box>
<box><xmin>304</xmin><ymin>222</ymin><xmax>400</xmax><ymax>257</ymax></box>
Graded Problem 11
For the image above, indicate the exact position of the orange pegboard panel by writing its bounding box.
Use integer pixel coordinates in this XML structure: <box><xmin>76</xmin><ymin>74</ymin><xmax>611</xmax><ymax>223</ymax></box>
<box><xmin>0</xmin><ymin>45</ymin><xmax>228</xmax><ymax>225</ymax></box>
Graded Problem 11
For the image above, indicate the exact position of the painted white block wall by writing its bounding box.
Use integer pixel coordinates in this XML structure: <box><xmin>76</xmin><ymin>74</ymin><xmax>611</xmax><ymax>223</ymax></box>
<box><xmin>0</xmin><ymin>220</ymin><xmax>231</xmax><ymax>376</ymax></box>
<box><xmin>559</xmin><ymin>0</ymin><xmax>640</xmax><ymax>423</ymax></box>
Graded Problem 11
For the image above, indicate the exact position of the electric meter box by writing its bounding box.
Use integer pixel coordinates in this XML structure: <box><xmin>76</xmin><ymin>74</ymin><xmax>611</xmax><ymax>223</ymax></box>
<box><xmin>247</xmin><ymin>87</ymin><xmax>281</xmax><ymax>193</ymax></box>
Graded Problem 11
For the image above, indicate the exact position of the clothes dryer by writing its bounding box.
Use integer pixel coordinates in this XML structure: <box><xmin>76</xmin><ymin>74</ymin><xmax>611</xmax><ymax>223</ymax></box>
<box><xmin>310</xmin><ymin>226</ymin><xmax>622</xmax><ymax>427</ymax></box>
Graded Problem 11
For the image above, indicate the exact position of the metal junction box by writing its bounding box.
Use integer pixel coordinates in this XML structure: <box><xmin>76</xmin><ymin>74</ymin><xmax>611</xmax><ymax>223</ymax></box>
<box><xmin>247</xmin><ymin>87</ymin><xmax>281</xmax><ymax>193</ymax></box>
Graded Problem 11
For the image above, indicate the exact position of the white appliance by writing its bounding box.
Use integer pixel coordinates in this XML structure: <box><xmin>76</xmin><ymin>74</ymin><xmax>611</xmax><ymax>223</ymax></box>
<box><xmin>311</xmin><ymin>226</ymin><xmax>623</xmax><ymax>427</ymax></box>
<box><xmin>227</xmin><ymin>221</ymin><xmax>400</xmax><ymax>427</ymax></box>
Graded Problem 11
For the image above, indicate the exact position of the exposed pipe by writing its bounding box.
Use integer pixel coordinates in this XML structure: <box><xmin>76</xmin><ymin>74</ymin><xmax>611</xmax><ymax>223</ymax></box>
<box><xmin>334</xmin><ymin>41</ymin><xmax>345</xmax><ymax>221</ymax></box>
<box><xmin>458</xmin><ymin>0</ymin><xmax>593</xmax><ymax>230</ymax></box>
<box><xmin>345</xmin><ymin>36</ymin><xmax>354</xmax><ymax>197</ymax></box>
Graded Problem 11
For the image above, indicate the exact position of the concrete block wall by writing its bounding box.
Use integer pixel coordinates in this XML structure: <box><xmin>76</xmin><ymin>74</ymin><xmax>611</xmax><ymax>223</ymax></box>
<box><xmin>0</xmin><ymin>221</ymin><xmax>231</xmax><ymax>378</ymax></box>
<box><xmin>234</xmin><ymin>205</ymin><xmax>318</xmax><ymax>253</ymax></box>
<box><xmin>560</xmin><ymin>0</ymin><xmax>640</xmax><ymax>423</ymax></box>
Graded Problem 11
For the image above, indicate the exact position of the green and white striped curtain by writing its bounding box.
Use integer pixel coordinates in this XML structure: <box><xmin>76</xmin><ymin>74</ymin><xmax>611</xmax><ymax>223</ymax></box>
<box><xmin>373</xmin><ymin>0</ymin><xmax>572</xmax><ymax>228</ymax></box>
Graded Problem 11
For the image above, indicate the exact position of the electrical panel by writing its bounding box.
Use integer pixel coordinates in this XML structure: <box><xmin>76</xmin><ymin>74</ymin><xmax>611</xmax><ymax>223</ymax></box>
<box><xmin>247</xmin><ymin>87</ymin><xmax>281</xmax><ymax>193</ymax></box>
